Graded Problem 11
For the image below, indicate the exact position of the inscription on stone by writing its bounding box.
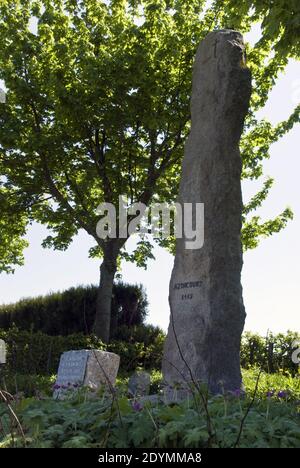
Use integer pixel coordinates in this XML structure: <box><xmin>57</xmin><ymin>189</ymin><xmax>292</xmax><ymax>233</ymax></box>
<box><xmin>173</xmin><ymin>281</ymin><xmax>202</xmax><ymax>290</ymax></box>
<box><xmin>181</xmin><ymin>293</ymin><xmax>193</xmax><ymax>300</ymax></box>
<box><xmin>54</xmin><ymin>349</ymin><xmax>120</xmax><ymax>399</ymax></box>
<box><xmin>55</xmin><ymin>350</ymin><xmax>89</xmax><ymax>388</ymax></box>
<box><xmin>173</xmin><ymin>280</ymin><xmax>202</xmax><ymax>301</ymax></box>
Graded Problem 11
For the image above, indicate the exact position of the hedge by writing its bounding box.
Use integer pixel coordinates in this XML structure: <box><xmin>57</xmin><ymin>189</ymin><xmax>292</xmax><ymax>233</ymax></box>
<box><xmin>0</xmin><ymin>282</ymin><xmax>148</xmax><ymax>336</ymax></box>
<box><xmin>241</xmin><ymin>331</ymin><xmax>300</xmax><ymax>374</ymax></box>
<box><xmin>0</xmin><ymin>328</ymin><xmax>298</xmax><ymax>377</ymax></box>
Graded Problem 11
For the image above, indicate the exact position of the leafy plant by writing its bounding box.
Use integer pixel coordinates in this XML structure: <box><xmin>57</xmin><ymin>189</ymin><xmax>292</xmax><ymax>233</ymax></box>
<box><xmin>1</xmin><ymin>370</ymin><xmax>300</xmax><ymax>448</ymax></box>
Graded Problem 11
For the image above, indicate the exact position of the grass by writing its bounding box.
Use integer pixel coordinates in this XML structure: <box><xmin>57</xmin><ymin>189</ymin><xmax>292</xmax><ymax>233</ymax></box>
<box><xmin>243</xmin><ymin>367</ymin><xmax>300</xmax><ymax>400</ymax></box>
<box><xmin>2</xmin><ymin>367</ymin><xmax>299</xmax><ymax>399</ymax></box>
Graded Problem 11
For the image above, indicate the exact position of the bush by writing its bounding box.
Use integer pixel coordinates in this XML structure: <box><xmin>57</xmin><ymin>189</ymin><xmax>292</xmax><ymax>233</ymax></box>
<box><xmin>0</xmin><ymin>325</ymin><xmax>165</xmax><ymax>376</ymax></box>
<box><xmin>0</xmin><ymin>327</ymin><xmax>298</xmax><ymax>378</ymax></box>
<box><xmin>0</xmin><ymin>282</ymin><xmax>148</xmax><ymax>336</ymax></box>
<box><xmin>242</xmin><ymin>367</ymin><xmax>300</xmax><ymax>400</ymax></box>
<box><xmin>112</xmin><ymin>323</ymin><xmax>163</xmax><ymax>345</ymax></box>
<box><xmin>241</xmin><ymin>331</ymin><xmax>300</xmax><ymax>375</ymax></box>
<box><xmin>0</xmin><ymin>327</ymin><xmax>104</xmax><ymax>375</ymax></box>
<box><xmin>1</xmin><ymin>373</ymin><xmax>56</xmax><ymax>398</ymax></box>
<box><xmin>1</xmin><ymin>380</ymin><xmax>300</xmax><ymax>448</ymax></box>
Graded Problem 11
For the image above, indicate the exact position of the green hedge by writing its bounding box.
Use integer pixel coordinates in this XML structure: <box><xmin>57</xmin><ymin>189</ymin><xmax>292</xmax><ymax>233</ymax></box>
<box><xmin>241</xmin><ymin>331</ymin><xmax>300</xmax><ymax>375</ymax></box>
<box><xmin>0</xmin><ymin>282</ymin><xmax>148</xmax><ymax>336</ymax></box>
<box><xmin>1</xmin><ymin>381</ymin><xmax>300</xmax><ymax>447</ymax></box>
<box><xmin>0</xmin><ymin>325</ymin><xmax>164</xmax><ymax>375</ymax></box>
<box><xmin>0</xmin><ymin>328</ymin><xmax>298</xmax><ymax>377</ymax></box>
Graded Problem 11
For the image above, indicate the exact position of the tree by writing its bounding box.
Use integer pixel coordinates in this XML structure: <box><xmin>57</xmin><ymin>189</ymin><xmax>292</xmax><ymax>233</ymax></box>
<box><xmin>0</xmin><ymin>95</ymin><xmax>29</xmax><ymax>273</ymax></box>
<box><xmin>0</xmin><ymin>0</ymin><xmax>297</xmax><ymax>341</ymax></box>
<box><xmin>216</xmin><ymin>0</ymin><xmax>300</xmax><ymax>59</ymax></box>
<box><xmin>213</xmin><ymin>0</ymin><xmax>299</xmax><ymax>250</ymax></box>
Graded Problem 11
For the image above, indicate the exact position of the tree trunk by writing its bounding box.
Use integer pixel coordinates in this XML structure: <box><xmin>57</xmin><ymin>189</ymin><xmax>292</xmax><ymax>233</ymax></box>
<box><xmin>93</xmin><ymin>242</ymin><xmax>119</xmax><ymax>343</ymax></box>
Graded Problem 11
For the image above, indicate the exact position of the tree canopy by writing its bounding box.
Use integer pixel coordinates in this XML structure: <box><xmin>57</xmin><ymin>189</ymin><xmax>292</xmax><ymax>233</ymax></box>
<box><xmin>216</xmin><ymin>0</ymin><xmax>300</xmax><ymax>59</ymax></box>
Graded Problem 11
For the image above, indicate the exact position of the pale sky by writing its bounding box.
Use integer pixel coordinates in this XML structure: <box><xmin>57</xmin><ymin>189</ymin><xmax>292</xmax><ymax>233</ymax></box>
<box><xmin>0</xmin><ymin>25</ymin><xmax>299</xmax><ymax>335</ymax></box>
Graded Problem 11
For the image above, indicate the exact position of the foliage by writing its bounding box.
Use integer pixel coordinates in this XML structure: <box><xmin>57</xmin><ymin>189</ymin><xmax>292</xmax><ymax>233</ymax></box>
<box><xmin>112</xmin><ymin>323</ymin><xmax>161</xmax><ymax>344</ymax></box>
<box><xmin>243</xmin><ymin>367</ymin><xmax>300</xmax><ymax>401</ymax></box>
<box><xmin>1</xmin><ymin>369</ymin><xmax>300</xmax><ymax>448</ymax></box>
<box><xmin>1</xmin><ymin>366</ymin><xmax>299</xmax><ymax>401</ymax></box>
<box><xmin>1</xmin><ymin>372</ymin><xmax>56</xmax><ymax>398</ymax></box>
<box><xmin>0</xmin><ymin>282</ymin><xmax>148</xmax><ymax>335</ymax></box>
<box><xmin>0</xmin><ymin>327</ymin><xmax>104</xmax><ymax>375</ymax></box>
<box><xmin>0</xmin><ymin>188</ymin><xmax>29</xmax><ymax>273</ymax></box>
<box><xmin>0</xmin><ymin>0</ymin><xmax>205</xmax><ymax>267</ymax></box>
<box><xmin>0</xmin><ymin>328</ymin><xmax>298</xmax><ymax>379</ymax></box>
<box><xmin>0</xmin><ymin>0</ymin><xmax>298</xmax><ymax>279</ymax></box>
<box><xmin>217</xmin><ymin>0</ymin><xmax>300</xmax><ymax>59</ymax></box>
<box><xmin>1</xmin><ymin>368</ymin><xmax>162</xmax><ymax>399</ymax></box>
<box><xmin>0</xmin><ymin>1</ymin><xmax>298</xmax><ymax>342</ymax></box>
<box><xmin>111</xmin><ymin>282</ymin><xmax>149</xmax><ymax>331</ymax></box>
<box><xmin>0</xmin><ymin>324</ymin><xmax>165</xmax><ymax>375</ymax></box>
<box><xmin>110</xmin><ymin>330</ymin><xmax>164</xmax><ymax>372</ymax></box>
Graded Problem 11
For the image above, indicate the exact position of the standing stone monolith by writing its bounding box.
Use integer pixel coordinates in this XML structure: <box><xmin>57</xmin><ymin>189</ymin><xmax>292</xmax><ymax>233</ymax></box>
<box><xmin>162</xmin><ymin>30</ymin><xmax>251</xmax><ymax>395</ymax></box>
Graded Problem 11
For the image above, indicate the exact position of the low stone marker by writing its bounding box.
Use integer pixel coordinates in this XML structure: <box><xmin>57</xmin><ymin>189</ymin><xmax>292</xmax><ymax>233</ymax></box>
<box><xmin>0</xmin><ymin>339</ymin><xmax>6</xmax><ymax>364</ymax></box>
<box><xmin>53</xmin><ymin>349</ymin><xmax>120</xmax><ymax>398</ymax></box>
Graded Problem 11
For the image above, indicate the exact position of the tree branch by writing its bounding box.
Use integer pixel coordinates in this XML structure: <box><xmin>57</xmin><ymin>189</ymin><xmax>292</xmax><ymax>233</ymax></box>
<box><xmin>28</xmin><ymin>100</ymin><xmax>100</xmax><ymax>243</ymax></box>
<box><xmin>94</xmin><ymin>128</ymin><xmax>113</xmax><ymax>202</ymax></box>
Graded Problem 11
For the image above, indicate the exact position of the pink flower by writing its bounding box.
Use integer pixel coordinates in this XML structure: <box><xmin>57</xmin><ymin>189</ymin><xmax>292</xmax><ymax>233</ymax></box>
<box><xmin>132</xmin><ymin>401</ymin><xmax>143</xmax><ymax>412</ymax></box>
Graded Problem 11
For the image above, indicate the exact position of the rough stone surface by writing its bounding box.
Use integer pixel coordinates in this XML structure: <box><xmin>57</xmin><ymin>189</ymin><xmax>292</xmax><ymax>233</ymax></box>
<box><xmin>128</xmin><ymin>371</ymin><xmax>151</xmax><ymax>397</ymax></box>
<box><xmin>54</xmin><ymin>349</ymin><xmax>120</xmax><ymax>398</ymax></box>
<box><xmin>162</xmin><ymin>30</ymin><xmax>251</xmax><ymax>394</ymax></box>
<box><xmin>0</xmin><ymin>339</ymin><xmax>6</xmax><ymax>364</ymax></box>
<box><xmin>84</xmin><ymin>349</ymin><xmax>120</xmax><ymax>390</ymax></box>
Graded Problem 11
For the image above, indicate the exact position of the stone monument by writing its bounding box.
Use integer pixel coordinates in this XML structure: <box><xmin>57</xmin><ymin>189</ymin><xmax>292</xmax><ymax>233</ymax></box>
<box><xmin>54</xmin><ymin>349</ymin><xmax>120</xmax><ymax>398</ymax></box>
<box><xmin>128</xmin><ymin>371</ymin><xmax>151</xmax><ymax>397</ymax></box>
<box><xmin>0</xmin><ymin>339</ymin><xmax>6</xmax><ymax>365</ymax></box>
<box><xmin>162</xmin><ymin>30</ymin><xmax>251</xmax><ymax>394</ymax></box>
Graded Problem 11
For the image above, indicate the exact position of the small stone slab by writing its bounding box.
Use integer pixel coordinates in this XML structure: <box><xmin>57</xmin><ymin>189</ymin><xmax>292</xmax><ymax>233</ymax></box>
<box><xmin>0</xmin><ymin>89</ymin><xmax>6</xmax><ymax>104</ymax></box>
<box><xmin>0</xmin><ymin>339</ymin><xmax>6</xmax><ymax>364</ymax></box>
<box><xmin>54</xmin><ymin>349</ymin><xmax>120</xmax><ymax>399</ymax></box>
<box><xmin>128</xmin><ymin>371</ymin><xmax>151</xmax><ymax>397</ymax></box>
